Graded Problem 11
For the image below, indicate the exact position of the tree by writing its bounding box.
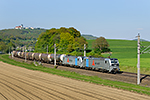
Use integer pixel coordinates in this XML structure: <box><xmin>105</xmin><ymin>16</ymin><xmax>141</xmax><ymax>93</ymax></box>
<box><xmin>59</xmin><ymin>32</ymin><xmax>74</xmax><ymax>52</ymax></box>
<box><xmin>73</xmin><ymin>37</ymin><xmax>88</xmax><ymax>52</ymax></box>
<box><xmin>35</xmin><ymin>27</ymin><xmax>84</xmax><ymax>53</ymax></box>
<box><xmin>93</xmin><ymin>37</ymin><xmax>109</xmax><ymax>53</ymax></box>
<box><xmin>0</xmin><ymin>41</ymin><xmax>6</xmax><ymax>52</ymax></box>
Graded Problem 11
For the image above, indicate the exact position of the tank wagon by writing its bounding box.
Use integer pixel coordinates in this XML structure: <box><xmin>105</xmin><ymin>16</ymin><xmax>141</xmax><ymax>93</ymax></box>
<box><xmin>34</xmin><ymin>53</ymin><xmax>42</xmax><ymax>61</ymax></box>
<box><xmin>41</xmin><ymin>54</ymin><xmax>51</xmax><ymax>63</ymax></box>
<box><xmin>28</xmin><ymin>52</ymin><xmax>35</xmax><ymax>60</ymax></box>
<box><xmin>50</xmin><ymin>54</ymin><xmax>61</xmax><ymax>62</ymax></box>
<box><xmin>12</xmin><ymin>51</ymin><xmax>17</xmax><ymax>57</ymax></box>
<box><xmin>12</xmin><ymin>51</ymin><xmax>120</xmax><ymax>73</ymax></box>
<box><xmin>12</xmin><ymin>51</ymin><xmax>21</xmax><ymax>57</ymax></box>
<box><xmin>17</xmin><ymin>52</ymin><xmax>21</xmax><ymax>57</ymax></box>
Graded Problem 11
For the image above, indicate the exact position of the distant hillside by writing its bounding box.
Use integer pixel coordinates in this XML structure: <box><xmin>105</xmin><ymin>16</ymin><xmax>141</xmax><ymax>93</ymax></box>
<box><xmin>82</xmin><ymin>34</ymin><xmax>97</xmax><ymax>40</ymax></box>
<box><xmin>0</xmin><ymin>29</ymin><xmax>46</xmax><ymax>47</ymax></box>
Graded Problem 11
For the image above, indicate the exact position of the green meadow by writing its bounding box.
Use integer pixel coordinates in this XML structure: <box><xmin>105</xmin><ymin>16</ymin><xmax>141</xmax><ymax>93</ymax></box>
<box><xmin>87</xmin><ymin>39</ymin><xmax>150</xmax><ymax>74</ymax></box>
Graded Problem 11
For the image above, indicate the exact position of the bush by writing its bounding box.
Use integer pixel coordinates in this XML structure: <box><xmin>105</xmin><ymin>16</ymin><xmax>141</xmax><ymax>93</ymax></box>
<box><xmin>101</xmin><ymin>48</ymin><xmax>111</xmax><ymax>53</ymax></box>
<box><xmin>87</xmin><ymin>50</ymin><xmax>103</xmax><ymax>58</ymax></box>
<box><xmin>66</xmin><ymin>50</ymin><xmax>83</xmax><ymax>56</ymax></box>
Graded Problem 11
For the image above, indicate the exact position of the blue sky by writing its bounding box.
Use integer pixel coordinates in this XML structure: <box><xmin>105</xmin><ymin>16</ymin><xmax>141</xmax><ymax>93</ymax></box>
<box><xmin>1</xmin><ymin>0</ymin><xmax>150</xmax><ymax>40</ymax></box>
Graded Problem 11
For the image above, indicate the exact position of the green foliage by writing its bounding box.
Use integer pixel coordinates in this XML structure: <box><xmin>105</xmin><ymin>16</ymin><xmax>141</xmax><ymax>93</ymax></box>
<box><xmin>0</xmin><ymin>28</ymin><xmax>46</xmax><ymax>53</ymax></box>
<box><xmin>59</xmin><ymin>32</ymin><xmax>74</xmax><ymax>52</ymax></box>
<box><xmin>0</xmin><ymin>41</ymin><xmax>7</xmax><ymax>52</ymax></box>
<box><xmin>66</xmin><ymin>50</ymin><xmax>83</xmax><ymax>56</ymax></box>
<box><xmin>92</xmin><ymin>37</ymin><xmax>110</xmax><ymax>53</ymax></box>
<box><xmin>86</xmin><ymin>50</ymin><xmax>103</xmax><ymax>57</ymax></box>
<box><xmin>35</xmin><ymin>27</ymin><xmax>87</xmax><ymax>53</ymax></box>
<box><xmin>73</xmin><ymin>37</ymin><xmax>88</xmax><ymax>52</ymax></box>
<box><xmin>86</xmin><ymin>37</ymin><xmax>110</xmax><ymax>57</ymax></box>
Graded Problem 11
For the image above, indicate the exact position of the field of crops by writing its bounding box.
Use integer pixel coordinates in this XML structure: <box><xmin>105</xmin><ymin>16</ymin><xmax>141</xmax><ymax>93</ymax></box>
<box><xmin>1</xmin><ymin>54</ymin><xmax>150</xmax><ymax>96</ymax></box>
<box><xmin>87</xmin><ymin>39</ymin><xmax>150</xmax><ymax>74</ymax></box>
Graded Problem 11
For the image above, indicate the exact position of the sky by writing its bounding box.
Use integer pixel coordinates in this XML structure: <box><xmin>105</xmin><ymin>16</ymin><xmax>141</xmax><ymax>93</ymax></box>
<box><xmin>1</xmin><ymin>0</ymin><xmax>150</xmax><ymax>40</ymax></box>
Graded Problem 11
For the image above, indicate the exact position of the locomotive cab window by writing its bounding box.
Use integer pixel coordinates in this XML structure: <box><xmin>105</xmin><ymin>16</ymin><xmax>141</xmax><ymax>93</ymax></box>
<box><xmin>111</xmin><ymin>60</ymin><xmax>114</xmax><ymax>63</ymax></box>
<box><xmin>105</xmin><ymin>61</ymin><xmax>108</xmax><ymax>63</ymax></box>
<box><xmin>111</xmin><ymin>60</ymin><xmax>118</xmax><ymax>63</ymax></box>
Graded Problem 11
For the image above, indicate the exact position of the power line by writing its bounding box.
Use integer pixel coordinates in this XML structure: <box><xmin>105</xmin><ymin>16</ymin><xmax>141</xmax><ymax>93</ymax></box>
<box><xmin>141</xmin><ymin>45</ymin><xmax>150</xmax><ymax>54</ymax></box>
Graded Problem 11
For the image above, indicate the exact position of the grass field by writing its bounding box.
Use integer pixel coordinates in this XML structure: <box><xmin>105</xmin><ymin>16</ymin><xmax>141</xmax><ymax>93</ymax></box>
<box><xmin>87</xmin><ymin>39</ymin><xmax>150</xmax><ymax>74</ymax></box>
<box><xmin>0</xmin><ymin>54</ymin><xmax>150</xmax><ymax>96</ymax></box>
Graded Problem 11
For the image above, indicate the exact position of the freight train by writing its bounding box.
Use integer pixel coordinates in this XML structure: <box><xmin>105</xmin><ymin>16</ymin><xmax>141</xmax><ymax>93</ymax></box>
<box><xmin>12</xmin><ymin>51</ymin><xmax>120</xmax><ymax>73</ymax></box>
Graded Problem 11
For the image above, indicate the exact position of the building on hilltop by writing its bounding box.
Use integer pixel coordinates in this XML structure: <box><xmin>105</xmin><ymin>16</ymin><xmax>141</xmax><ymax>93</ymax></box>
<box><xmin>14</xmin><ymin>24</ymin><xmax>34</xmax><ymax>29</ymax></box>
<box><xmin>15</xmin><ymin>24</ymin><xmax>23</xmax><ymax>29</ymax></box>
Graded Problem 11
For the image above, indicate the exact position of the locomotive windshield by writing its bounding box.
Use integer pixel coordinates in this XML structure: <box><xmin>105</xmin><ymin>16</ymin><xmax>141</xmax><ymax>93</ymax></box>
<box><xmin>110</xmin><ymin>58</ymin><xmax>119</xmax><ymax>66</ymax></box>
<box><xmin>111</xmin><ymin>60</ymin><xmax>118</xmax><ymax>63</ymax></box>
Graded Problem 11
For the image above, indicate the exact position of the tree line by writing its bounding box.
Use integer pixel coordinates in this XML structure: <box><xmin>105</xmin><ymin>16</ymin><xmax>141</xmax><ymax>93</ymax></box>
<box><xmin>0</xmin><ymin>29</ymin><xmax>46</xmax><ymax>53</ymax></box>
<box><xmin>0</xmin><ymin>27</ymin><xmax>110</xmax><ymax>57</ymax></box>
<box><xmin>35</xmin><ymin>27</ymin><xmax>88</xmax><ymax>55</ymax></box>
<box><xmin>35</xmin><ymin>27</ymin><xmax>110</xmax><ymax>57</ymax></box>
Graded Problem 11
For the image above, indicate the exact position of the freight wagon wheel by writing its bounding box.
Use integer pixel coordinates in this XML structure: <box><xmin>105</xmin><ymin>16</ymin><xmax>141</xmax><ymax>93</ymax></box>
<box><xmin>85</xmin><ymin>67</ymin><xmax>89</xmax><ymax>70</ymax></box>
<box><xmin>111</xmin><ymin>70</ymin><xmax>117</xmax><ymax>74</ymax></box>
<box><xmin>59</xmin><ymin>63</ymin><xmax>62</xmax><ymax>66</ymax></box>
<box><xmin>92</xmin><ymin>68</ymin><xmax>95</xmax><ymax>71</ymax></box>
<box><xmin>102</xmin><ymin>69</ymin><xmax>105</xmax><ymax>73</ymax></box>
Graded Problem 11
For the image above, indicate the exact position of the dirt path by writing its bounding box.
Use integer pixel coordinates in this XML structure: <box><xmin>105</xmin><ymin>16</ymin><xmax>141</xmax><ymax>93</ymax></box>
<box><xmin>0</xmin><ymin>61</ymin><xmax>150</xmax><ymax>100</ymax></box>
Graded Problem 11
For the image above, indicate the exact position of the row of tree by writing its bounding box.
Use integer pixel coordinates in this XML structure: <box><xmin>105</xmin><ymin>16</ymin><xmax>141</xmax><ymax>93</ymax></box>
<box><xmin>35</xmin><ymin>27</ymin><xmax>110</xmax><ymax>56</ymax></box>
<box><xmin>0</xmin><ymin>27</ymin><xmax>110</xmax><ymax>57</ymax></box>
<box><xmin>0</xmin><ymin>29</ymin><xmax>46</xmax><ymax>53</ymax></box>
<box><xmin>0</xmin><ymin>41</ymin><xmax>16</xmax><ymax>53</ymax></box>
<box><xmin>0</xmin><ymin>29</ymin><xmax>46</xmax><ymax>48</ymax></box>
<box><xmin>35</xmin><ymin>27</ymin><xmax>88</xmax><ymax>54</ymax></box>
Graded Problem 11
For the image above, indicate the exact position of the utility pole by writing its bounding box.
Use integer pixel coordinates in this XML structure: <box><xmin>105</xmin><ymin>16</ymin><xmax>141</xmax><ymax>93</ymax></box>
<box><xmin>54</xmin><ymin>44</ymin><xmax>56</xmax><ymax>66</ymax></box>
<box><xmin>137</xmin><ymin>33</ymin><xmax>140</xmax><ymax>85</ymax></box>
<box><xmin>12</xmin><ymin>50</ymin><xmax>14</xmax><ymax>58</ymax></box>
<box><xmin>84</xmin><ymin>44</ymin><xmax>86</xmax><ymax>57</ymax></box>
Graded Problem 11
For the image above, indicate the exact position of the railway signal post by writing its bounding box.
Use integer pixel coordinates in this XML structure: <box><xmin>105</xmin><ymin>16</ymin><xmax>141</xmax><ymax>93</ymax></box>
<box><xmin>137</xmin><ymin>33</ymin><xmax>140</xmax><ymax>85</ymax></box>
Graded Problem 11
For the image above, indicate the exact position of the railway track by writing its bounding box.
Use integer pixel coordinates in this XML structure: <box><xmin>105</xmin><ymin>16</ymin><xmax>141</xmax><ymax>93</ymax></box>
<box><xmin>10</xmin><ymin>56</ymin><xmax>150</xmax><ymax>87</ymax></box>
<box><xmin>120</xmin><ymin>71</ymin><xmax>150</xmax><ymax>83</ymax></box>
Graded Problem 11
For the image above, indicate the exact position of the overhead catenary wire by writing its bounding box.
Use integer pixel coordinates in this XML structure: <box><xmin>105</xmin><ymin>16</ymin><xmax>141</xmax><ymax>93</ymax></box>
<box><xmin>141</xmin><ymin>45</ymin><xmax>150</xmax><ymax>54</ymax></box>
